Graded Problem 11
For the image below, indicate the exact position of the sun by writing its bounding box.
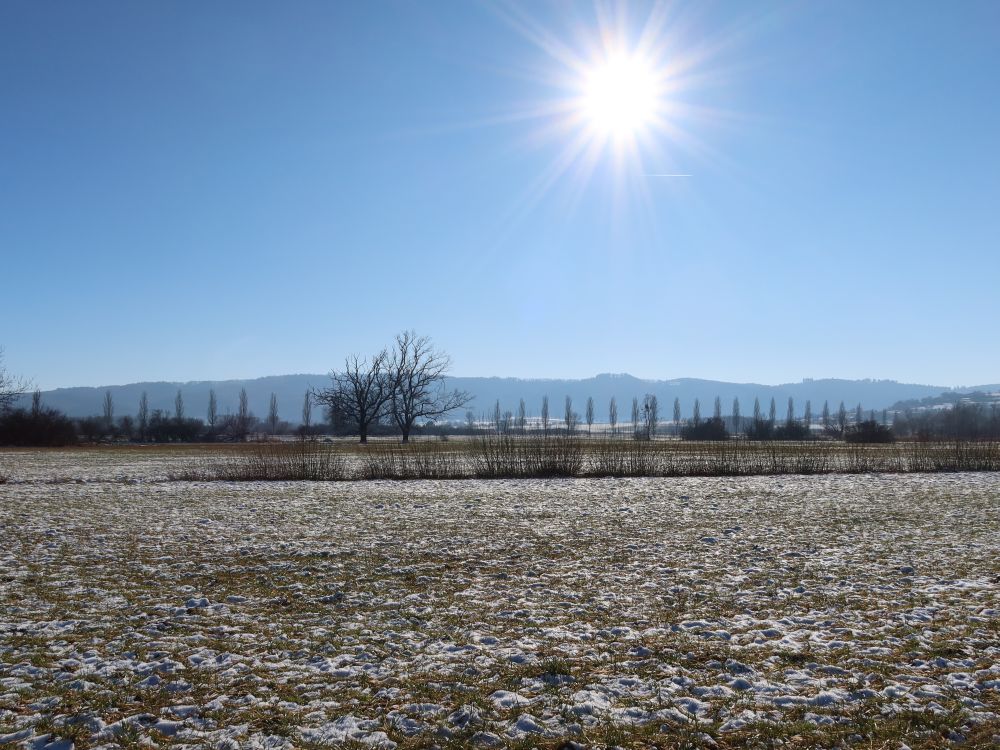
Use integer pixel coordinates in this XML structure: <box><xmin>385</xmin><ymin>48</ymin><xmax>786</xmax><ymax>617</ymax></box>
<box><xmin>472</xmin><ymin>2</ymin><xmax>709</xmax><ymax>222</ymax></box>
<box><xmin>580</xmin><ymin>54</ymin><xmax>661</xmax><ymax>140</ymax></box>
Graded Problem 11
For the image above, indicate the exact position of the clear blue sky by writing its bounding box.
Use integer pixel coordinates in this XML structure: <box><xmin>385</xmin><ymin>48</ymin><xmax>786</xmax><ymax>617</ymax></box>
<box><xmin>2</xmin><ymin>1</ymin><xmax>998</xmax><ymax>390</ymax></box>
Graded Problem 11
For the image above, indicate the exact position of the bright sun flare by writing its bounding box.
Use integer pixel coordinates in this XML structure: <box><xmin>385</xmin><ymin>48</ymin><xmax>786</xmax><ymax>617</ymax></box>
<box><xmin>487</xmin><ymin>4</ymin><xmax>699</xmax><ymax>218</ymax></box>
<box><xmin>581</xmin><ymin>55</ymin><xmax>660</xmax><ymax>139</ymax></box>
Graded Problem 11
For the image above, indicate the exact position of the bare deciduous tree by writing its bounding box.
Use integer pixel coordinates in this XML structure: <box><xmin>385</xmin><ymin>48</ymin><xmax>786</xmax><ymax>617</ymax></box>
<box><xmin>302</xmin><ymin>391</ymin><xmax>312</xmax><ymax>430</ymax></box>
<box><xmin>314</xmin><ymin>351</ymin><xmax>393</xmax><ymax>444</ymax></box>
<box><xmin>517</xmin><ymin>398</ymin><xmax>527</xmax><ymax>433</ymax></box>
<box><xmin>175</xmin><ymin>389</ymin><xmax>185</xmax><ymax>421</ymax></box>
<box><xmin>769</xmin><ymin>397</ymin><xmax>777</xmax><ymax>429</ymax></box>
<box><xmin>103</xmin><ymin>391</ymin><xmax>115</xmax><ymax>430</ymax></box>
<box><xmin>0</xmin><ymin>348</ymin><xmax>28</xmax><ymax>412</ymax></box>
<box><xmin>692</xmin><ymin>398</ymin><xmax>701</xmax><ymax>426</ymax></box>
<box><xmin>673</xmin><ymin>397</ymin><xmax>681</xmax><ymax>436</ymax></box>
<box><xmin>138</xmin><ymin>392</ymin><xmax>149</xmax><ymax>441</ymax></box>
<box><xmin>237</xmin><ymin>387</ymin><xmax>252</xmax><ymax>441</ymax></box>
<box><xmin>585</xmin><ymin>396</ymin><xmax>594</xmax><ymax>435</ymax></box>
<box><xmin>492</xmin><ymin>400</ymin><xmax>503</xmax><ymax>433</ymax></box>
<box><xmin>785</xmin><ymin>397</ymin><xmax>794</xmax><ymax>428</ymax></box>
<box><xmin>631</xmin><ymin>397</ymin><xmax>640</xmax><ymax>437</ymax></box>
<box><xmin>643</xmin><ymin>394</ymin><xmax>658</xmax><ymax>440</ymax></box>
<box><xmin>608</xmin><ymin>396</ymin><xmax>618</xmax><ymax>436</ymax></box>
<box><xmin>541</xmin><ymin>395</ymin><xmax>549</xmax><ymax>436</ymax></box>
<box><xmin>804</xmin><ymin>400</ymin><xmax>812</xmax><ymax>428</ymax></box>
<box><xmin>564</xmin><ymin>396</ymin><xmax>578</xmax><ymax>434</ymax></box>
<box><xmin>732</xmin><ymin>397</ymin><xmax>741</xmax><ymax>433</ymax></box>
<box><xmin>207</xmin><ymin>389</ymin><xmax>218</xmax><ymax>429</ymax></box>
<box><xmin>118</xmin><ymin>415</ymin><xmax>134</xmax><ymax>440</ymax></box>
<box><xmin>714</xmin><ymin>396</ymin><xmax>722</xmax><ymax>420</ymax></box>
<box><xmin>387</xmin><ymin>331</ymin><xmax>471</xmax><ymax>443</ymax></box>
<box><xmin>822</xmin><ymin>400</ymin><xmax>831</xmax><ymax>431</ymax></box>
<box><xmin>837</xmin><ymin>401</ymin><xmax>848</xmax><ymax>436</ymax></box>
<box><xmin>268</xmin><ymin>393</ymin><xmax>279</xmax><ymax>434</ymax></box>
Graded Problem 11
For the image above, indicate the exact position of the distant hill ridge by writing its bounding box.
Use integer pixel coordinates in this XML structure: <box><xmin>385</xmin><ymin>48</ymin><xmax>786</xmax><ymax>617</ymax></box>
<box><xmin>16</xmin><ymin>373</ymin><xmax>995</xmax><ymax>422</ymax></box>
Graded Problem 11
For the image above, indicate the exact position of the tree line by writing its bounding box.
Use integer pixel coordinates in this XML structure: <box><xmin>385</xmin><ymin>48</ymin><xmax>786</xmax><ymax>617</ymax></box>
<box><xmin>467</xmin><ymin>392</ymin><xmax>901</xmax><ymax>443</ymax></box>
<box><xmin>2</xmin><ymin>341</ymin><xmax>998</xmax><ymax>446</ymax></box>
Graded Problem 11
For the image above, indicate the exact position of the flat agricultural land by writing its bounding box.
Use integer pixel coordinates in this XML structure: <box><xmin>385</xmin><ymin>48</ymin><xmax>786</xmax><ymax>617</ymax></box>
<box><xmin>1</xmin><ymin>450</ymin><xmax>999</xmax><ymax>749</ymax></box>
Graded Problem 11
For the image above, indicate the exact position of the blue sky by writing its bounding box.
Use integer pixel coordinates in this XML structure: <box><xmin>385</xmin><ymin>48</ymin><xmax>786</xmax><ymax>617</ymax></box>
<box><xmin>2</xmin><ymin>1</ymin><xmax>998</xmax><ymax>390</ymax></box>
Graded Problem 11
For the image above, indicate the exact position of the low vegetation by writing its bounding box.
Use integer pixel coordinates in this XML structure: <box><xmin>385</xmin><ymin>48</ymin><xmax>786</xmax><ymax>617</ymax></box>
<box><xmin>844</xmin><ymin>419</ymin><xmax>895</xmax><ymax>443</ymax></box>
<box><xmin>0</xmin><ymin>406</ymin><xmax>78</xmax><ymax>447</ymax></box>
<box><xmin>152</xmin><ymin>435</ymin><xmax>1000</xmax><ymax>483</ymax></box>
<box><xmin>172</xmin><ymin>441</ymin><xmax>350</xmax><ymax>481</ymax></box>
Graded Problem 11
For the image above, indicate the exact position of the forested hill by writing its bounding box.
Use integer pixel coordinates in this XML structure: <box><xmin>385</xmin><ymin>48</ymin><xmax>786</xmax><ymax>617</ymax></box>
<box><xmin>17</xmin><ymin>373</ymin><xmax>979</xmax><ymax>422</ymax></box>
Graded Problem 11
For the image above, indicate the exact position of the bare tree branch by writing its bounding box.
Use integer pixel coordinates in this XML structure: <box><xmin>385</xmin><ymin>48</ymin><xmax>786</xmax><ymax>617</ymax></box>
<box><xmin>0</xmin><ymin>348</ymin><xmax>29</xmax><ymax>412</ymax></box>
<box><xmin>268</xmin><ymin>392</ymin><xmax>279</xmax><ymax>435</ymax></box>
<box><xmin>207</xmin><ymin>389</ymin><xmax>218</xmax><ymax>429</ymax></box>
<box><xmin>643</xmin><ymin>393</ymin><xmax>658</xmax><ymax>440</ymax></box>
<box><xmin>103</xmin><ymin>390</ymin><xmax>115</xmax><ymax>430</ymax></box>
<box><xmin>387</xmin><ymin>331</ymin><xmax>472</xmax><ymax>443</ymax></box>
<box><xmin>237</xmin><ymin>387</ymin><xmax>252</xmax><ymax>441</ymax></box>
<box><xmin>301</xmin><ymin>391</ymin><xmax>312</xmax><ymax>432</ymax></box>
<box><xmin>314</xmin><ymin>350</ymin><xmax>394</xmax><ymax>444</ymax></box>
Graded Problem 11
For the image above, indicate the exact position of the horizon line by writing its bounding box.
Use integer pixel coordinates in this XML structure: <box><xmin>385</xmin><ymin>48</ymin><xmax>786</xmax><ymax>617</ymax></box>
<box><xmin>27</xmin><ymin>371</ymin><xmax>989</xmax><ymax>393</ymax></box>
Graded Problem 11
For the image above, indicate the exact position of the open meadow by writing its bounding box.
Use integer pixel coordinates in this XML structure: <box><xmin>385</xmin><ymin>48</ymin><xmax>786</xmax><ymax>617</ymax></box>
<box><xmin>1</xmin><ymin>448</ymin><xmax>999</xmax><ymax>748</ymax></box>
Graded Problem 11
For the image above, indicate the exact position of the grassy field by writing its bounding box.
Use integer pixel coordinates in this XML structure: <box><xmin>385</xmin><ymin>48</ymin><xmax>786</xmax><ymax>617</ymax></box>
<box><xmin>1</xmin><ymin>448</ymin><xmax>998</xmax><ymax>748</ymax></box>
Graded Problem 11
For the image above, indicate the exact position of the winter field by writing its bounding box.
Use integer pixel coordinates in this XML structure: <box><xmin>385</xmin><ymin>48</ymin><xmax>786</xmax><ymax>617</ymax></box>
<box><xmin>1</xmin><ymin>449</ymin><xmax>999</xmax><ymax>749</ymax></box>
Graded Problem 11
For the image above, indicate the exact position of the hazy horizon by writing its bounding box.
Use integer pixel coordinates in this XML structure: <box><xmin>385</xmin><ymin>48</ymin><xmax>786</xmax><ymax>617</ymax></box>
<box><xmin>13</xmin><ymin>343</ymin><xmax>1000</xmax><ymax>395</ymax></box>
<box><xmin>28</xmin><ymin>368</ymin><xmax>995</xmax><ymax>395</ymax></box>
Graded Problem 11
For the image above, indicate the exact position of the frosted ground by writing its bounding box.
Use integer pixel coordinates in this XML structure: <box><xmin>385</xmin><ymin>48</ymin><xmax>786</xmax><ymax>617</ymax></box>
<box><xmin>1</xmin><ymin>455</ymin><xmax>998</xmax><ymax>748</ymax></box>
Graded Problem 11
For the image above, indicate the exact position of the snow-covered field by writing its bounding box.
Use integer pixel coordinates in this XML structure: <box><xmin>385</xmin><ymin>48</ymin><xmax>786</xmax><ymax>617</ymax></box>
<box><xmin>1</xmin><ymin>454</ymin><xmax>999</xmax><ymax>748</ymax></box>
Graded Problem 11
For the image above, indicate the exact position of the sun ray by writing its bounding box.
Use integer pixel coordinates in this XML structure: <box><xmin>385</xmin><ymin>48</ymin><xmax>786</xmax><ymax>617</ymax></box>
<box><xmin>457</xmin><ymin>0</ymin><xmax>753</xmax><ymax>245</ymax></box>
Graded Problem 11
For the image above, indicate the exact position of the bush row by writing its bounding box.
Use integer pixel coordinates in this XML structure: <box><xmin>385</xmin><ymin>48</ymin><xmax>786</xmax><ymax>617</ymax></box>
<box><xmin>173</xmin><ymin>436</ymin><xmax>1000</xmax><ymax>482</ymax></box>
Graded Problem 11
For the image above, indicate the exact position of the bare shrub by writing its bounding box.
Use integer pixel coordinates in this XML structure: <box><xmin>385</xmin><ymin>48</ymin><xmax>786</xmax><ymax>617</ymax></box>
<box><xmin>905</xmin><ymin>440</ymin><xmax>1000</xmax><ymax>473</ymax></box>
<box><xmin>472</xmin><ymin>434</ymin><xmax>583</xmax><ymax>478</ymax></box>
<box><xmin>844</xmin><ymin>420</ymin><xmax>895</xmax><ymax>443</ymax></box>
<box><xmin>176</xmin><ymin>441</ymin><xmax>349</xmax><ymax>481</ymax></box>
<box><xmin>681</xmin><ymin>417</ymin><xmax>729</xmax><ymax>441</ymax></box>
<box><xmin>361</xmin><ymin>441</ymin><xmax>467</xmax><ymax>480</ymax></box>
<box><xmin>166</xmin><ymin>435</ymin><xmax>1000</xmax><ymax>482</ymax></box>
<box><xmin>586</xmin><ymin>438</ymin><xmax>668</xmax><ymax>477</ymax></box>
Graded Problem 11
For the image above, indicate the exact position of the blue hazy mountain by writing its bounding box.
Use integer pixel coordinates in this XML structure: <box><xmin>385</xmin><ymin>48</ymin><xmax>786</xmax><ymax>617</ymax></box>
<box><xmin>16</xmin><ymin>373</ymin><xmax>993</xmax><ymax>423</ymax></box>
